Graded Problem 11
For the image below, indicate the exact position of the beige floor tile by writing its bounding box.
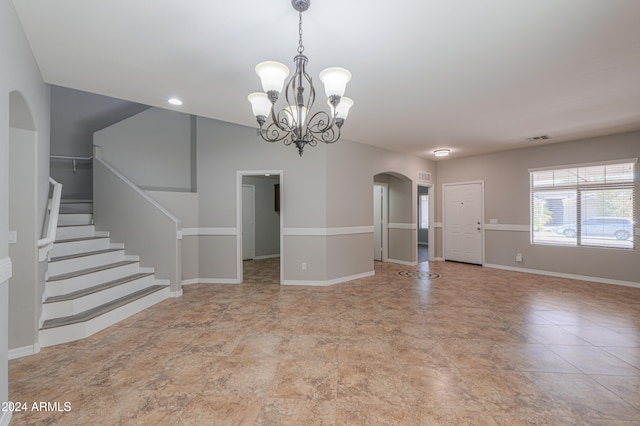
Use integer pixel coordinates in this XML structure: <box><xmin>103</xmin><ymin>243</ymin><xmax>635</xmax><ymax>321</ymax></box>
<box><xmin>7</xmin><ymin>257</ymin><xmax>640</xmax><ymax>424</ymax></box>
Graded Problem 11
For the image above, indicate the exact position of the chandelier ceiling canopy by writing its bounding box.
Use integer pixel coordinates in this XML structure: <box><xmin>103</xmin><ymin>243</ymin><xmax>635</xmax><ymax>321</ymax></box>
<box><xmin>248</xmin><ymin>0</ymin><xmax>353</xmax><ymax>156</ymax></box>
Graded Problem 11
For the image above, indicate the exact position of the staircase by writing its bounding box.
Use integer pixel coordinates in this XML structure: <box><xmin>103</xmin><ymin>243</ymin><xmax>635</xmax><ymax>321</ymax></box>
<box><xmin>39</xmin><ymin>200</ymin><xmax>170</xmax><ymax>347</ymax></box>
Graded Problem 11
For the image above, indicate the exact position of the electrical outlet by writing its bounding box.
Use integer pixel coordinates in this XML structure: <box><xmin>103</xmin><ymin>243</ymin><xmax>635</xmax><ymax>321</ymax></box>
<box><xmin>302</xmin><ymin>262</ymin><xmax>307</xmax><ymax>270</ymax></box>
<box><xmin>516</xmin><ymin>253</ymin><xmax>523</xmax><ymax>262</ymax></box>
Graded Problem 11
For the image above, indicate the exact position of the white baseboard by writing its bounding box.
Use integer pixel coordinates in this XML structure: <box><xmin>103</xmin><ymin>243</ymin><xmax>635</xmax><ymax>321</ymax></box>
<box><xmin>433</xmin><ymin>257</ymin><xmax>445</xmax><ymax>261</ymax></box>
<box><xmin>283</xmin><ymin>270</ymin><xmax>374</xmax><ymax>287</ymax></box>
<box><xmin>168</xmin><ymin>289</ymin><xmax>183</xmax><ymax>298</ymax></box>
<box><xmin>253</xmin><ymin>254</ymin><xmax>280</xmax><ymax>260</ymax></box>
<box><xmin>1</xmin><ymin>410</ymin><xmax>12</xmax><ymax>426</ymax></box>
<box><xmin>182</xmin><ymin>278</ymin><xmax>241</xmax><ymax>285</ymax></box>
<box><xmin>8</xmin><ymin>342</ymin><xmax>41</xmax><ymax>360</ymax></box>
<box><xmin>387</xmin><ymin>258</ymin><xmax>418</xmax><ymax>266</ymax></box>
<box><xmin>483</xmin><ymin>263</ymin><xmax>640</xmax><ymax>289</ymax></box>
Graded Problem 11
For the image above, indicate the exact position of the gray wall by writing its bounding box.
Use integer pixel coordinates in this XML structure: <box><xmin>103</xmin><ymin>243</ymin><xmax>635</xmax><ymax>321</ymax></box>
<box><xmin>1</xmin><ymin>0</ymin><xmax>51</xmax><ymax>416</ymax></box>
<box><xmin>94</xmin><ymin>108</ymin><xmax>193</xmax><ymax>191</ymax></box>
<box><xmin>435</xmin><ymin>131</ymin><xmax>640</xmax><ymax>283</ymax></box>
<box><xmin>50</xmin><ymin>86</ymin><xmax>149</xmax><ymax>199</ymax></box>
<box><xmin>94</xmin><ymin>108</ymin><xmax>435</xmax><ymax>284</ymax></box>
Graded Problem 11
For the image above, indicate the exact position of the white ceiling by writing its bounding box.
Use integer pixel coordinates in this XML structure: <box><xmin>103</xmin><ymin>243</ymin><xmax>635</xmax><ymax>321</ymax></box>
<box><xmin>12</xmin><ymin>0</ymin><xmax>640</xmax><ymax>160</ymax></box>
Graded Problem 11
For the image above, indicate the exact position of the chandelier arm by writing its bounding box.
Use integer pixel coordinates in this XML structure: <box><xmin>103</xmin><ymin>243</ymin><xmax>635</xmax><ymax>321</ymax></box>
<box><xmin>258</xmin><ymin>122</ymin><xmax>291</xmax><ymax>143</ymax></box>
<box><xmin>306</xmin><ymin>110</ymin><xmax>336</xmax><ymax>135</ymax></box>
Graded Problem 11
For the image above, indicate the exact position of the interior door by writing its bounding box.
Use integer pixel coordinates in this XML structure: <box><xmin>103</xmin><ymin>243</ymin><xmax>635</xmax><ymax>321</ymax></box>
<box><xmin>242</xmin><ymin>185</ymin><xmax>255</xmax><ymax>260</ymax></box>
<box><xmin>444</xmin><ymin>182</ymin><xmax>483</xmax><ymax>264</ymax></box>
<box><xmin>373</xmin><ymin>183</ymin><xmax>387</xmax><ymax>261</ymax></box>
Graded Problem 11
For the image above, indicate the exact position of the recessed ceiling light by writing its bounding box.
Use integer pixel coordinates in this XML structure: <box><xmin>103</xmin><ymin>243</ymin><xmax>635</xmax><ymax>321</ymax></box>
<box><xmin>168</xmin><ymin>98</ymin><xmax>183</xmax><ymax>106</ymax></box>
<box><xmin>434</xmin><ymin>149</ymin><xmax>450</xmax><ymax>157</ymax></box>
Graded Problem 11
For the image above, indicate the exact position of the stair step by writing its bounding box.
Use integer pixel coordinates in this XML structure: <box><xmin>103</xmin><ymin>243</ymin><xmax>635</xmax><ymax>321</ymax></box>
<box><xmin>55</xmin><ymin>224</ymin><xmax>104</xmax><ymax>240</ymax></box>
<box><xmin>55</xmin><ymin>236</ymin><xmax>107</xmax><ymax>244</ymax></box>
<box><xmin>41</xmin><ymin>285</ymin><xmax>167</xmax><ymax>330</ymax></box>
<box><xmin>50</xmin><ymin>236</ymin><xmax>112</xmax><ymax>257</ymax></box>
<box><xmin>47</xmin><ymin>260</ymin><xmax>139</xmax><ymax>282</ymax></box>
<box><xmin>58</xmin><ymin>213</ymin><xmax>93</xmax><ymax>226</ymax></box>
<box><xmin>44</xmin><ymin>272</ymin><xmax>154</xmax><ymax>303</ymax></box>
<box><xmin>47</xmin><ymin>248</ymin><xmax>130</xmax><ymax>279</ymax></box>
<box><xmin>50</xmin><ymin>248</ymin><xmax>123</xmax><ymax>263</ymax></box>
<box><xmin>59</xmin><ymin>204</ymin><xmax>93</xmax><ymax>214</ymax></box>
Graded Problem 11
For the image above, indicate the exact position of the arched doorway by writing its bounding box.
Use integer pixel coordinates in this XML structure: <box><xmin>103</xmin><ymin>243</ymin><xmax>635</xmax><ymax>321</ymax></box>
<box><xmin>373</xmin><ymin>172</ymin><xmax>416</xmax><ymax>266</ymax></box>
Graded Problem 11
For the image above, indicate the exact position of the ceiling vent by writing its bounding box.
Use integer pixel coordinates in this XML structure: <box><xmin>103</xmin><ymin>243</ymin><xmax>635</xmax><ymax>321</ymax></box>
<box><xmin>418</xmin><ymin>171</ymin><xmax>432</xmax><ymax>183</ymax></box>
<box><xmin>525</xmin><ymin>135</ymin><xmax>550</xmax><ymax>142</ymax></box>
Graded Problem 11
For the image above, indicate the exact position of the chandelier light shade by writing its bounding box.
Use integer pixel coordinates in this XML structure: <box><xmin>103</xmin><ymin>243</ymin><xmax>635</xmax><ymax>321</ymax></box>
<box><xmin>248</xmin><ymin>0</ymin><xmax>354</xmax><ymax>156</ymax></box>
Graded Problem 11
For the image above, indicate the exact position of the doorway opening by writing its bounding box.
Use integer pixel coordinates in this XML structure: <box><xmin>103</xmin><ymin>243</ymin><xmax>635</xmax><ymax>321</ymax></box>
<box><xmin>373</xmin><ymin>172</ymin><xmax>415</xmax><ymax>265</ymax></box>
<box><xmin>238</xmin><ymin>171</ymin><xmax>283</xmax><ymax>284</ymax></box>
<box><xmin>417</xmin><ymin>184</ymin><xmax>432</xmax><ymax>263</ymax></box>
<box><xmin>373</xmin><ymin>183</ymin><xmax>388</xmax><ymax>262</ymax></box>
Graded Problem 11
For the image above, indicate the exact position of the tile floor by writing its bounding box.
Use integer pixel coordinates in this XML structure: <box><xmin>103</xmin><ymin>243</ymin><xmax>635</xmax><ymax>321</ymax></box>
<box><xmin>8</xmin><ymin>258</ymin><xmax>640</xmax><ymax>425</ymax></box>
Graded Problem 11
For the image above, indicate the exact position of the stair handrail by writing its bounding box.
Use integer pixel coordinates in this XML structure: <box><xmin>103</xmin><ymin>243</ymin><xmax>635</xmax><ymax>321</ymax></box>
<box><xmin>37</xmin><ymin>177</ymin><xmax>63</xmax><ymax>261</ymax></box>
<box><xmin>50</xmin><ymin>154</ymin><xmax>93</xmax><ymax>174</ymax></box>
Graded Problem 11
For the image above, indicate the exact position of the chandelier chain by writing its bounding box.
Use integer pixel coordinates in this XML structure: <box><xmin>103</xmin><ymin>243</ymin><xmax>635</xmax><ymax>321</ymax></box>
<box><xmin>297</xmin><ymin>11</ymin><xmax>304</xmax><ymax>54</ymax></box>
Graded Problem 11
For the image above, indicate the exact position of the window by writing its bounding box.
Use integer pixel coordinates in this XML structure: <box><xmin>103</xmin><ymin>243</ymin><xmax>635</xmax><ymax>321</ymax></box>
<box><xmin>419</xmin><ymin>194</ymin><xmax>429</xmax><ymax>229</ymax></box>
<box><xmin>530</xmin><ymin>160</ymin><xmax>636</xmax><ymax>249</ymax></box>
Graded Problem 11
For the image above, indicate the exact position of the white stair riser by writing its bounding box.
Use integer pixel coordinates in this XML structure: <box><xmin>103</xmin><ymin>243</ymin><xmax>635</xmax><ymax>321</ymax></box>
<box><xmin>48</xmin><ymin>250</ymin><xmax>127</xmax><ymax>277</ymax></box>
<box><xmin>50</xmin><ymin>238</ymin><xmax>111</xmax><ymax>258</ymax></box>
<box><xmin>39</xmin><ymin>287</ymin><xmax>170</xmax><ymax>348</ymax></box>
<box><xmin>43</xmin><ymin>275</ymin><xmax>155</xmax><ymax>319</ymax></box>
<box><xmin>46</xmin><ymin>262</ymin><xmax>142</xmax><ymax>296</ymax></box>
<box><xmin>55</xmin><ymin>225</ymin><xmax>97</xmax><ymax>240</ymax></box>
<box><xmin>58</xmin><ymin>213</ymin><xmax>93</xmax><ymax>226</ymax></box>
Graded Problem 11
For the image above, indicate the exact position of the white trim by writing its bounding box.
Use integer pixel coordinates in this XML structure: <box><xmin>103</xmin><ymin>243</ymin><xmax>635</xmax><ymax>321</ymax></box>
<box><xmin>484</xmin><ymin>224</ymin><xmax>530</xmax><ymax>232</ymax></box>
<box><xmin>433</xmin><ymin>257</ymin><xmax>445</xmax><ymax>261</ymax></box>
<box><xmin>181</xmin><ymin>227</ymin><xmax>238</xmax><ymax>236</ymax></box>
<box><xmin>1</xmin><ymin>411</ymin><xmax>12</xmax><ymax>426</ymax></box>
<box><xmin>0</xmin><ymin>257</ymin><xmax>12</xmax><ymax>283</ymax></box>
<box><xmin>528</xmin><ymin>157</ymin><xmax>638</xmax><ymax>173</ymax></box>
<box><xmin>387</xmin><ymin>258</ymin><xmax>418</xmax><ymax>266</ymax></box>
<box><xmin>388</xmin><ymin>223</ymin><xmax>416</xmax><ymax>230</ymax></box>
<box><xmin>8</xmin><ymin>342</ymin><xmax>41</xmax><ymax>360</ymax></box>
<box><xmin>254</xmin><ymin>254</ymin><xmax>280</xmax><ymax>260</ymax></box>
<box><xmin>182</xmin><ymin>278</ymin><xmax>241</xmax><ymax>285</ymax></box>
<box><xmin>433</xmin><ymin>222</ymin><xmax>443</xmax><ymax>228</ymax></box>
<box><xmin>483</xmin><ymin>263</ymin><xmax>640</xmax><ymax>289</ymax></box>
<box><xmin>283</xmin><ymin>270</ymin><xmax>374</xmax><ymax>286</ymax></box>
<box><xmin>283</xmin><ymin>226</ymin><xmax>374</xmax><ymax>236</ymax></box>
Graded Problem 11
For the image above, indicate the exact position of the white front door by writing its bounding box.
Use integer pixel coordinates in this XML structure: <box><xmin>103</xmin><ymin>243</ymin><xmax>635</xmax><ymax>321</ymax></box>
<box><xmin>444</xmin><ymin>182</ymin><xmax>483</xmax><ymax>264</ymax></box>
<box><xmin>373</xmin><ymin>183</ymin><xmax>387</xmax><ymax>261</ymax></box>
<box><xmin>242</xmin><ymin>185</ymin><xmax>255</xmax><ymax>260</ymax></box>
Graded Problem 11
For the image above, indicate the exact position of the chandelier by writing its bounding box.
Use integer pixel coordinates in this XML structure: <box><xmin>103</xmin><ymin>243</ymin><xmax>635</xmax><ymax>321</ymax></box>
<box><xmin>248</xmin><ymin>0</ymin><xmax>353</xmax><ymax>156</ymax></box>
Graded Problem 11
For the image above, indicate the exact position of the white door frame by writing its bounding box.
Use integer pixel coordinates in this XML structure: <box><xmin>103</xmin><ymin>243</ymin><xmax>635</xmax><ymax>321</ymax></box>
<box><xmin>237</xmin><ymin>170</ymin><xmax>284</xmax><ymax>284</ymax></box>
<box><xmin>373</xmin><ymin>183</ymin><xmax>388</xmax><ymax>262</ymax></box>
<box><xmin>242</xmin><ymin>184</ymin><xmax>255</xmax><ymax>260</ymax></box>
<box><xmin>442</xmin><ymin>180</ymin><xmax>484</xmax><ymax>265</ymax></box>
<box><xmin>417</xmin><ymin>183</ymin><xmax>435</xmax><ymax>262</ymax></box>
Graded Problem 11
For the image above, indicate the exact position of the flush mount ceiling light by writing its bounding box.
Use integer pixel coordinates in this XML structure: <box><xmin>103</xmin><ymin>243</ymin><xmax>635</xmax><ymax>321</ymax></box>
<box><xmin>168</xmin><ymin>98</ymin><xmax>183</xmax><ymax>106</ymax></box>
<box><xmin>434</xmin><ymin>149</ymin><xmax>450</xmax><ymax>157</ymax></box>
<box><xmin>248</xmin><ymin>0</ymin><xmax>354</xmax><ymax>156</ymax></box>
